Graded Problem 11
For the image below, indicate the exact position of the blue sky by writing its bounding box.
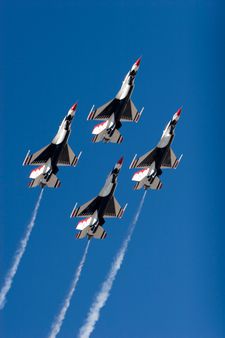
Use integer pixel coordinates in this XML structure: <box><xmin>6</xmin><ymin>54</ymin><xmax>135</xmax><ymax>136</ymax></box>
<box><xmin>1</xmin><ymin>0</ymin><xmax>225</xmax><ymax>337</ymax></box>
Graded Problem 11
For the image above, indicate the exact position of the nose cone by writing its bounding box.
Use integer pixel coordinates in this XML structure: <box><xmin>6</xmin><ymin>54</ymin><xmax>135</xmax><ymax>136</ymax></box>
<box><xmin>114</xmin><ymin>156</ymin><xmax>124</xmax><ymax>171</ymax></box>
<box><xmin>117</xmin><ymin>156</ymin><xmax>124</xmax><ymax>166</ymax></box>
<box><xmin>172</xmin><ymin>106</ymin><xmax>182</xmax><ymax>122</ymax></box>
<box><xmin>131</xmin><ymin>57</ymin><xmax>142</xmax><ymax>73</ymax></box>
<box><xmin>135</xmin><ymin>57</ymin><xmax>142</xmax><ymax>67</ymax></box>
<box><xmin>71</xmin><ymin>103</ymin><xmax>78</xmax><ymax>111</ymax></box>
<box><xmin>68</xmin><ymin>102</ymin><xmax>78</xmax><ymax>117</ymax></box>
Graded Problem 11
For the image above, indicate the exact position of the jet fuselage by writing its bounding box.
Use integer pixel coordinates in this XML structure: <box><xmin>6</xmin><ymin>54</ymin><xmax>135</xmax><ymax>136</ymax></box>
<box><xmin>144</xmin><ymin>111</ymin><xmax>181</xmax><ymax>186</ymax></box>
<box><xmin>103</xmin><ymin>61</ymin><xmax>140</xmax><ymax>136</ymax></box>
<box><xmin>88</xmin><ymin>165</ymin><xmax>121</xmax><ymax>232</ymax></box>
<box><xmin>48</xmin><ymin>116</ymin><xmax>73</xmax><ymax>174</ymax></box>
<box><xmin>150</xmin><ymin>121</ymin><xmax>176</xmax><ymax>178</ymax></box>
<box><xmin>24</xmin><ymin>103</ymin><xmax>78</xmax><ymax>188</ymax></box>
<box><xmin>73</xmin><ymin>157</ymin><xmax>124</xmax><ymax>239</ymax></box>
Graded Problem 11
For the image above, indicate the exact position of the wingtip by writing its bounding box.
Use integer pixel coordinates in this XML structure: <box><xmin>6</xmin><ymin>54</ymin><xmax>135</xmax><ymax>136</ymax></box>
<box><xmin>129</xmin><ymin>154</ymin><xmax>137</xmax><ymax>169</ymax></box>
<box><xmin>70</xmin><ymin>203</ymin><xmax>77</xmax><ymax>218</ymax></box>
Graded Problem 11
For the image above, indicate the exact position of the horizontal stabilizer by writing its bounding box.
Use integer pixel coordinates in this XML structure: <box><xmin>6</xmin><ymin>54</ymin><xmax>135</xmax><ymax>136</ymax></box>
<box><xmin>133</xmin><ymin>175</ymin><xmax>162</xmax><ymax>191</ymax></box>
<box><xmin>46</xmin><ymin>174</ymin><xmax>61</xmax><ymax>188</ymax></box>
<box><xmin>28</xmin><ymin>179</ymin><xmax>41</xmax><ymax>188</ymax></box>
<box><xmin>149</xmin><ymin>176</ymin><xmax>162</xmax><ymax>190</ymax></box>
<box><xmin>28</xmin><ymin>173</ymin><xmax>60</xmax><ymax>188</ymax></box>
<box><xmin>92</xmin><ymin>133</ymin><xmax>105</xmax><ymax>143</ymax></box>
<box><xmin>76</xmin><ymin>225</ymin><xmax>107</xmax><ymax>240</ymax></box>
<box><xmin>76</xmin><ymin>228</ymin><xmax>89</xmax><ymax>239</ymax></box>
<box><xmin>93</xmin><ymin>226</ymin><xmax>107</xmax><ymax>239</ymax></box>
<box><xmin>92</xmin><ymin>128</ymin><xmax>123</xmax><ymax>144</ymax></box>
<box><xmin>133</xmin><ymin>181</ymin><xmax>144</xmax><ymax>190</ymax></box>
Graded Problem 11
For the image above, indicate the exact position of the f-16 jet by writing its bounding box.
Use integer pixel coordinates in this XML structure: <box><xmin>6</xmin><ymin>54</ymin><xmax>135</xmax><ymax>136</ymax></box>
<box><xmin>87</xmin><ymin>58</ymin><xmax>144</xmax><ymax>144</ymax></box>
<box><xmin>23</xmin><ymin>103</ymin><xmax>81</xmax><ymax>188</ymax></box>
<box><xmin>71</xmin><ymin>157</ymin><xmax>127</xmax><ymax>240</ymax></box>
<box><xmin>129</xmin><ymin>108</ymin><xmax>183</xmax><ymax>190</ymax></box>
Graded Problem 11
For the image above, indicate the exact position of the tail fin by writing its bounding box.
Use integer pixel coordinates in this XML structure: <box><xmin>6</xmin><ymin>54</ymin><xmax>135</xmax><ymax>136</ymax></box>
<box><xmin>92</xmin><ymin>128</ymin><xmax>123</xmax><ymax>144</ymax></box>
<box><xmin>148</xmin><ymin>176</ymin><xmax>163</xmax><ymax>190</ymax></box>
<box><xmin>28</xmin><ymin>173</ymin><xmax>61</xmax><ymax>188</ymax></box>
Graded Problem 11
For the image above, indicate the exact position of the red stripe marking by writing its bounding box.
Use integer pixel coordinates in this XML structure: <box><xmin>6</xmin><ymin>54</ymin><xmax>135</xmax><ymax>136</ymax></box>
<box><xmin>94</xmin><ymin>120</ymin><xmax>107</xmax><ymax>129</ymax></box>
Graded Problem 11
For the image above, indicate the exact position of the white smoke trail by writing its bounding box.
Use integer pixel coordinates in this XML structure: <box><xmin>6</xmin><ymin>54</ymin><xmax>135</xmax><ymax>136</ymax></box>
<box><xmin>48</xmin><ymin>240</ymin><xmax>91</xmax><ymax>338</ymax></box>
<box><xmin>0</xmin><ymin>189</ymin><xmax>44</xmax><ymax>310</ymax></box>
<box><xmin>78</xmin><ymin>191</ymin><xmax>147</xmax><ymax>338</ymax></box>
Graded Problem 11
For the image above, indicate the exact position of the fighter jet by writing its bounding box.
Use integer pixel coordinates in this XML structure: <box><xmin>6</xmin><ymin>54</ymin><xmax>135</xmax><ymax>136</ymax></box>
<box><xmin>23</xmin><ymin>103</ymin><xmax>81</xmax><ymax>188</ymax></box>
<box><xmin>129</xmin><ymin>108</ymin><xmax>183</xmax><ymax>190</ymax></box>
<box><xmin>87</xmin><ymin>58</ymin><xmax>144</xmax><ymax>144</ymax></box>
<box><xmin>71</xmin><ymin>157</ymin><xmax>127</xmax><ymax>240</ymax></box>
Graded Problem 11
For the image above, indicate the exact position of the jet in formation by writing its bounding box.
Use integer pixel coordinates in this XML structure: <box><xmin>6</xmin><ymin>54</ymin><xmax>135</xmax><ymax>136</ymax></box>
<box><xmin>87</xmin><ymin>58</ymin><xmax>144</xmax><ymax>144</ymax></box>
<box><xmin>70</xmin><ymin>157</ymin><xmax>127</xmax><ymax>240</ymax></box>
<box><xmin>129</xmin><ymin>108</ymin><xmax>183</xmax><ymax>190</ymax></box>
<box><xmin>23</xmin><ymin>103</ymin><xmax>81</xmax><ymax>188</ymax></box>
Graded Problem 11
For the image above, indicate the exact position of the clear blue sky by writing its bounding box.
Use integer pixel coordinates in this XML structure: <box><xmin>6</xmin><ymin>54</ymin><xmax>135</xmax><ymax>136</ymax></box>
<box><xmin>1</xmin><ymin>0</ymin><xmax>225</xmax><ymax>337</ymax></box>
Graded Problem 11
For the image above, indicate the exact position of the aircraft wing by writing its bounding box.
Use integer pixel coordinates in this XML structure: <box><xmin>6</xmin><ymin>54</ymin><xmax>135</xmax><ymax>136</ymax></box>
<box><xmin>71</xmin><ymin>197</ymin><xmax>100</xmax><ymax>218</ymax></box>
<box><xmin>87</xmin><ymin>100</ymin><xmax>115</xmax><ymax>120</ymax></box>
<box><xmin>161</xmin><ymin>148</ymin><xmax>180</xmax><ymax>169</ymax></box>
<box><xmin>57</xmin><ymin>144</ymin><xmax>80</xmax><ymax>166</ymax></box>
<box><xmin>130</xmin><ymin>148</ymin><xmax>157</xmax><ymax>169</ymax></box>
<box><xmin>23</xmin><ymin>144</ymin><xmax>54</xmax><ymax>166</ymax></box>
<box><xmin>103</xmin><ymin>196</ymin><xmax>125</xmax><ymax>218</ymax></box>
<box><xmin>120</xmin><ymin>100</ymin><xmax>141</xmax><ymax>122</ymax></box>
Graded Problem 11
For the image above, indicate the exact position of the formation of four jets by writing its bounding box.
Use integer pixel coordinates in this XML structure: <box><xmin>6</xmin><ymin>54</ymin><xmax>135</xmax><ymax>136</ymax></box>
<box><xmin>23</xmin><ymin>58</ymin><xmax>182</xmax><ymax>240</ymax></box>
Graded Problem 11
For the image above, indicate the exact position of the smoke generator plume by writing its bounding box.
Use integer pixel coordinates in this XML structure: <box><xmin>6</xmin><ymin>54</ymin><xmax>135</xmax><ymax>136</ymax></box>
<box><xmin>0</xmin><ymin>189</ymin><xmax>44</xmax><ymax>310</ymax></box>
<box><xmin>78</xmin><ymin>191</ymin><xmax>147</xmax><ymax>338</ymax></box>
<box><xmin>48</xmin><ymin>240</ymin><xmax>91</xmax><ymax>338</ymax></box>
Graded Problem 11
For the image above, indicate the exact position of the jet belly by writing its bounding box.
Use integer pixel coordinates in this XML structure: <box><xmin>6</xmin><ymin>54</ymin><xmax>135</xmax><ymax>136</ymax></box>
<box><xmin>97</xmin><ymin>195</ymin><xmax>112</xmax><ymax>220</ymax></box>
<box><xmin>99</xmin><ymin>178</ymin><xmax>116</xmax><ymax>197</ymax></box>
<box><xmin>152</xmin><ymin>146</ymin><xmax>170</xmax><ymax>171</ymax></box>
<box><xmin>52</xmin><ymin>125</ymin><xmax>70</xmax><ymax>145</ymax></box>
<box><xmin>111</xmin><ymin>96</ymin><xmax>132</xmax><ymax>128</ymax></box>
<box><xmin>50</xmin><ymin>126</ymin><xmax>70</xmax><ymax>168</ymax></box>
<box><xmin>116</xmin><ymin>82</ymin><xmax>134</xmax><ymax>101</ymax></box>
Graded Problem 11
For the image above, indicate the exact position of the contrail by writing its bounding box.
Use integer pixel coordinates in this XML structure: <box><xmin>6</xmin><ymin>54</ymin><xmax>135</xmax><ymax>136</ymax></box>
<box><xmin>78</xmin><ymin>191</ymin><xmax>147</xmax><ymax>338</ymax></box>
<box><xmin>48</xmin><ymin>240</ymin><xmax>91</xmax><ymax>338</ymax></box>
<box><xmin>0</xmin><ymin>189</ymin><xmax>44</xmax><ymax>310</ymax></box>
